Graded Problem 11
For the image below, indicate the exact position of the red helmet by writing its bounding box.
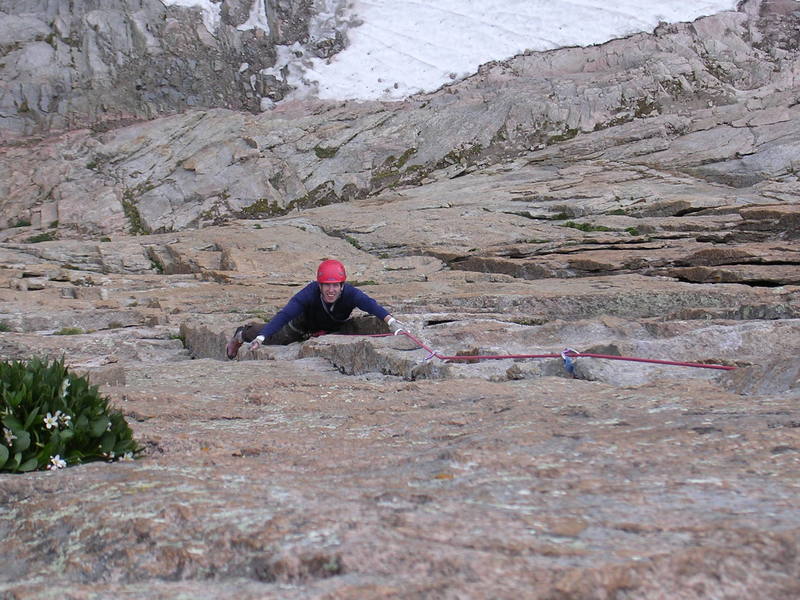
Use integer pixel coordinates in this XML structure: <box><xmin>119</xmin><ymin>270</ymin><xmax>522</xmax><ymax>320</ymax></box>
<box><xmin>317</xmin><ymin>259</ymin><xmax>346</xmax><ymax>283</ymax></box>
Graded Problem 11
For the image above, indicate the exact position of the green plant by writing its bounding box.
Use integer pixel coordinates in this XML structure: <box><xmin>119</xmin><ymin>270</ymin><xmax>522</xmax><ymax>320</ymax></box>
<box><xmin>241</xmin><ymin>197</ymin><xmax>287</xmax><ymax>217</ymax></box>
<box><xmin>313</xmin><ymin>145</ymin><xmax>339</xmax><ymax>159</ymax></box>
<box><xmin>0</xmin><ymin>322</ymin><xmax>10</xmax><ymax>332</ymax></box>
<box><xmin>561</xmin><ymin>221</ymin><xmax>612</xmax><ymax>232</ymax></box>
<box><xmin>149</xmin><ymin>259</ymin><xmax>164</xmax><ymax>274</ymax></box>
<box><xmin>54</xmin><ymin>327</ymin><xmax>84</xmax><ymax>336</ymax></box>
<box><xmin>121</xmin><ymin>189</ymin><xmax>148</xmax><ymax>235</ymax></box>
<box><xmin>547</xmin><ymin>127</ymin><xmax>579</xmax><ymax>144</ymax></box>
<box><xmin>25</xmin><ymin>232</ymin><xmax>57</xmax><ymax>243</ymax></box>
<box><xmin>343</xmin><ymin>234</ymin><xmax>362</xmax><ymax>249</ymax></box>
<box><xmin>0</xmin><ymin>357</ymin><xmax>141</xmax><ymax>472</ymax></box>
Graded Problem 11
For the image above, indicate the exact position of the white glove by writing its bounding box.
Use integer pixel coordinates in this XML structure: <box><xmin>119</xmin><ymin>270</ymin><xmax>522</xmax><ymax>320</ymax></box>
<box><xmin>386</xmin><ymin>317</ymin><xmax>406</xmax><ymax>336</ymax></box>
<box><xmin>249</xmin><ymin>335</ymin><xmax>265</xmax><ymax>350</ymax></box>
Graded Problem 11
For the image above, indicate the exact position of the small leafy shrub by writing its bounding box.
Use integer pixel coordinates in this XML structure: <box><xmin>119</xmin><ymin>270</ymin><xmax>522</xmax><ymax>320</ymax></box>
<box><xmin>149</xmin><ymin>259</ymin><xmax>164</xmax><ymax>274</ymax></box>
<box><xmin>343</xmin><ymin>235</ymin><xmax>362</xmax><ymax>249</ymax></box>
<box><xmin>0</xmin><ymin>357</ymin><xmax>141</xmax><ymax>473</ymax></box>
<box><xmin>561</xmin><ymin>221</ymin><xmax>613</xmax><ymax>232</ymax></box>
<box><xmin>54</xmin><ymin>327</ymin><xmax>84</xmax><ymax>336</ymax></box>
<box><xmin>313</xmin><ymin>145</ymin><xmax>339</xmax><ymax>159</ymax></box>
<box><xmin>25</xmin><ymin>231</ymin><xmax>57</xmax><ymax>243</ymax></box>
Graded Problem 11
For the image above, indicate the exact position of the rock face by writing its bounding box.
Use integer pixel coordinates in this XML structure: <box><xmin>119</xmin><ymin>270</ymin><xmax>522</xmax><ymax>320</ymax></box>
<box><xmin>1</xmin><ymin>1</ymin><xmax>799</xmax><ymax>598</ymax></box>
<box><xmin>0</xmin><ymin>0</ymin><xmax>348</xmax><ymax>139</ymax></box>
<box><xmin>3</xmin><ymin>1</ymin><xmax>800</xmax><ymax>235</ymax></box>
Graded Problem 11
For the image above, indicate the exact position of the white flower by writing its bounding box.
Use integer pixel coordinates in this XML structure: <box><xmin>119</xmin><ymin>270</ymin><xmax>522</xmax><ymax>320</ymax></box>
<box><xmin>47</xmin><ymin>455</ymin><xmax>66</xmax><ymax>470</ymax></box>
<box><xmin>58</xmin><ymin>412</ymin><xmax>71</xmax><ymax>427</ymax></box>
<box><xmin>43</xmin><ymin>412</ymin><xmax>58</xmax><ymax>430</ymax></box>
<box><xmin>120</xmin><ymin>451</ymin><xmax>134</xmax><ymax>462</ymax></box>
<box><xmin>60</xmin><ymin>378</ymin><xmax>70</xmax><ymax>399</ymax></box>
<box><xmin>3</xmin><ymin>427</ymin><xmax>16</xmax><ymax>445</ymax></box>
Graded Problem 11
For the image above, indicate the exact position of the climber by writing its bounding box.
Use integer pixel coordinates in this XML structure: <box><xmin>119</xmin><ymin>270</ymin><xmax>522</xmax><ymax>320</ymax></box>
<box><xmin>225</xmin><ymin>259</ymin><xmax>408</xmax><ymax>359</ymax></box>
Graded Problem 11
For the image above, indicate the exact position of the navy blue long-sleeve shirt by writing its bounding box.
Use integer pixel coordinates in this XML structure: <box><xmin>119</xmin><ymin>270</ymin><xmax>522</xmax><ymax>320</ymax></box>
<box><xmin>257</xmin><ymin>282</ymin><xmax>390</xmax><ymax>339</ymax></box>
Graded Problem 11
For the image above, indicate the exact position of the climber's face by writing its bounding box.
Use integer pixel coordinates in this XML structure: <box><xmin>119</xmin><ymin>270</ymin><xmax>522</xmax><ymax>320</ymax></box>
<box><xmin>320</xmin><ymin>282</ymin><xmax>343</xmax><ymax>303</ymax></box>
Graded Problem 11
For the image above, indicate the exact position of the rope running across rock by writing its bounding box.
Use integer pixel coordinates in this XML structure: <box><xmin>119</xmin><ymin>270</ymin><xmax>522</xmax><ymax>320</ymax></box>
<box><xmin>360</xmin><ymin>331</ymin><xmax>737</xmax><ymax>372</ymax></box>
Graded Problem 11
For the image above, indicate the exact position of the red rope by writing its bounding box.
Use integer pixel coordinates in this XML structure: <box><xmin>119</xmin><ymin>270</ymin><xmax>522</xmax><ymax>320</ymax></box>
<box><xmin>563</xmin><ymin>352</ymin><xmax>736</xmax><ymax>371</ymax></box>
<box><xmin>361</xmin><ymin>331</ymin><xmax>736</xmax><ymax>371</ymax></box>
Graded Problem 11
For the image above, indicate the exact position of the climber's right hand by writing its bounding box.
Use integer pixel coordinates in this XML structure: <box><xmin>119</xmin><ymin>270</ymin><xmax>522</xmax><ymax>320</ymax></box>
<box><xmin>249</xmin><ymin>335</ymin><xmax>265</xmax><ymax>351</ymax></box>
